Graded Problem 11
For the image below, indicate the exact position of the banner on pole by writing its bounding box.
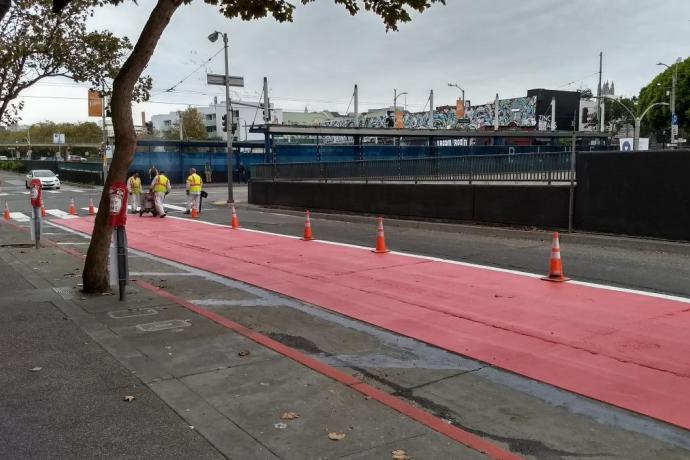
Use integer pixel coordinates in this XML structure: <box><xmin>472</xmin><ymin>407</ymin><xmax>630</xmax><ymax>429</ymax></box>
<box><xmin>88</xmin><ymin>90</ymin><xmax>103</xmax><ymax>117</ymax></box>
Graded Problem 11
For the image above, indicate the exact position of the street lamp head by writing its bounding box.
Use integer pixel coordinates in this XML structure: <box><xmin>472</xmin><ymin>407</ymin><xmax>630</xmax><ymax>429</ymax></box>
<box><xmin>208</xmin><ymin>31</ymin><xmax>220</xmax><ymax>43</ymax></box>
<box><xmin>656</xmin><ymin>62</ymin><xmax>669</xmax><ymax>68</ymax></box>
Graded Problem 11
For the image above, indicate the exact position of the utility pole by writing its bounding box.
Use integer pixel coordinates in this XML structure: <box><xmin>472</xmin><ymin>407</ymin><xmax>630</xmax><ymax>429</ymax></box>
<box><xmin>551</xmin><ymin>96</ymin><xmax>556</xmax><ymax>132</ymax></box>
<box><xmin>263</xmin><ymin>77</ymin><xmax>270</xmax><ymax>123</ymax></box>
<box><xmin>429</xmin><ymin>90</ymin><xmax>434</xmax><ymax>129</ymax></box>
<box><xmin>597</xmin><ymin>51</ymin><xmax>603</xmax><ymax>133</ymax></box>
<box><xmin>672</xmin><ymin>57</ymin><xmax>680</xmax><ymax>145</ymax></box>
<box><xmin>178</xmin><ymin>111</ymin><xmax>184</xmax><ymax>141</ymax></box>
<box><xmin>222</xmin><ymin>33</ymin><xmax>234</xmax><ymax>203</ymax></box>
<box><xmin>568</xmin><ymin>111</ymin><xmax>576</xmax><ymax>233</ymax></box>
<box><xmin>101</xmin><ymin>82</ymin><xmax>108</xmax><ymax>177</ymax></box>
<box><xmin>393</xmin><ymin>88</ymin><xmax>397</xmax><ymax>114</ymax></box>
<box><xmin>494</xmin><ymin>93</ymin><xmax>499</xmax><ymax>131</ymax></box>
<box><xmin>354</xmin><ymin>84</ymin><xmax>359</xmax><ymax>127</ymax></box>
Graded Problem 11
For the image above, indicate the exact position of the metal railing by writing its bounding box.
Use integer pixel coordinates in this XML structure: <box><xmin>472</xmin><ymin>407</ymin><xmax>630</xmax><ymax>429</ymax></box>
<box><xmin>252</xmin><ymin>152</ymin><xmax>574</xmax><ymax>183</ymax></box>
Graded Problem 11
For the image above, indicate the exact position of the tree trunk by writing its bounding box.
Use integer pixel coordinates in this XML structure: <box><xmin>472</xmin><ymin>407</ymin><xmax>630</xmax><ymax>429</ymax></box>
<box><xmin>82</xmin><ymin>0</ymin><xmax>183</xmax><ymax>293</ymax></box>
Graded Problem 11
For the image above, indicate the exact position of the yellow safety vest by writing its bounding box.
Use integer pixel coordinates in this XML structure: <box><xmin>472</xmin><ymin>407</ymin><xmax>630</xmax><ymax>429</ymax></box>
<box><xmin>129</xmin><ymin>177</ymin><xmax>141</xmax><ymax>193</ymax></box>
<box><xmin>153</xmin><ymin>175</ymin><xmax>169</xmax><ymax>193</ymax></box>
<box><xmin>187</xmin><ymin>173</ymin><xmax>202</xmax><ymax>193</ymax></box>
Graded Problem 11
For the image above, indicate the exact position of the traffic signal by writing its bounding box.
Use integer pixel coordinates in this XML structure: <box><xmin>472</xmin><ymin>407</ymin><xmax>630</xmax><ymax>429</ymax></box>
<box><xmin>262</xmin><ymin>103</ymin><xmax>271</xmax><ymax>123</ymax></box>
<box><xmin>231</xmin><ymin>123</ymin><xmax>238</xmax><ymax>133</ymax></box>
<box><xmin>145</xmin><ymin>121</ymin><xmax>153</xmax><ymax>135</ymax></box>
<box><xmin>222</xmin><ymin>114</ymin><xmax>227</xmax><ymax>132</ymax></box>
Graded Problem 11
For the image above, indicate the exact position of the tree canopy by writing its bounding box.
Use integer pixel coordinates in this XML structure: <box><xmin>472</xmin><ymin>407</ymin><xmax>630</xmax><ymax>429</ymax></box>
<box><xmin>0</xmin><ymin>0</ymin><xmax>151</xmax><ymax>126</ymax></box>
<box><xmin>164</xmin><ymin>107</ymin><xmax>208</xmax><ymax>140</ymax></box>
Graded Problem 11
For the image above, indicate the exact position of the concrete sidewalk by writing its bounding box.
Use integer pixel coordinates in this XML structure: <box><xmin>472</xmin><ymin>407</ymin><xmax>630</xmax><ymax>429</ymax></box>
<box><xmin>0</xmin><ymin>222</ymin><xmax>488</xmax><ymax>460</ymax></box>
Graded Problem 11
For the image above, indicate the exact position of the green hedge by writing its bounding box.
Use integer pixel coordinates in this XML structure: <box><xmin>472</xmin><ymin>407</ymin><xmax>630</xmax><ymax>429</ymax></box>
<box><xmin>0</xmin><ymin>160</ymin><xmax>24</xmax><ymax>172</ymax></box>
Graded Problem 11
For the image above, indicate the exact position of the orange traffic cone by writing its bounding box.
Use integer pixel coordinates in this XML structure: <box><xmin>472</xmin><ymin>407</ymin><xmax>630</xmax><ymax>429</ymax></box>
<box><xmin>541</xmin><ymin>232</ymin><xmax>570</xmax><ymax>282</ymax></box>
<box><xmin>191</xmin><ymin>204</ymin><xmax>198</xmax><ymax>218</ymax></box>
<box><xmin>302</xmin><ymin>210</ymin><xmax>313</xmax><ymax>241</ymax></box>
<box><xmin>371</xmin><ymin>216</ymin><xmax>390</xmax><ymax>253</ymax></box>
<box><xmin>41</xmin><ymin>203</ymin><xmax>46</xmax><ymax>218</ymax></box>
<box><xmin>88</xmin><ymin>198</ymin><xmax>95</xmax><ymax>216</ymax></box>
<box><xmin>230</xmin><ymin>203</ymin><xmax>240</xmax><ymax>229</ymax></box>
<box><xmin>3</xmin><ymin>201</ymin><xmax>10</xmax><ymax>221</ymax></box>
<box><xmin>68</xmin><ymin>198</ymin><xmax>77</xmax><ymax>215</ymax></box>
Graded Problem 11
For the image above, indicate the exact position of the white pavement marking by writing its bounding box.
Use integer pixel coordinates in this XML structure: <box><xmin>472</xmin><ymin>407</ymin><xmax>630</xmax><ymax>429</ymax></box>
<box><xmin>163</xmin><ymin>203</ymin><xmax>186</xmax><ymax>212</ymax></box>
<box><xmin>67</xmin><ymin>189</ymin><xmax>85</xmax><ymax>193</ymax></box>
<box><xmin>129</xmin><ymin>272</ymin><xmax>198</xmax><ymax>277</ymax></box>
<box><xmin>8</xmin><ymin>212</ymin><xmax>30</xmax><ymax>222</ymax></box>
<box><xmin>81</xmin><ymin>207</ymin><xmax>99</xmax><ymax>212</ymax></box>
<box><xmin>0</xmin><ymin>192</ymin><xmax>8</xmax><ymax>196</ymax></box>
<box><xmin>46</xmin><ymin>190</ymin><xmax>61</xmax><ymax>194</ymax></box>
<box><xmin>56</xmin><ymin>242</ymin><xmax>89</xmax><ymax>245</ymax></box>
<box><xmin>108</xmin><ymin>308</ymin><xmax>158</xmax><ymax>319</ymax></box>
<box><xmin>20</xmin><ymin>191</ymin><xmax>30</xmax><ymax>195</ymax></box>
<box><xmin>136</xmin><ymin>319</ymin><xmax>191</xmax><ymax>332</ymax></box>
<box><xmin>45</xmin><ymin>209</ymin><xmax>77</xmax><ymax>219</ymax></box>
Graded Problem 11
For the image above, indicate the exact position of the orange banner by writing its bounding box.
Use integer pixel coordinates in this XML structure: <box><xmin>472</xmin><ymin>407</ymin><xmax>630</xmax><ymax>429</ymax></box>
<box><xmin>394</xmin><ymin>111</ymin><xmax>404</xmax><ymax>129</ymax></box>
<box><xmin>455</xmin><ymin>99</ymin><xmax>465</xmax><ymax>119</ymax></box>
<box><xmin>88</xmin><ymin>90</ymin><xmax>103</xmax><ymax>117</ymax></box>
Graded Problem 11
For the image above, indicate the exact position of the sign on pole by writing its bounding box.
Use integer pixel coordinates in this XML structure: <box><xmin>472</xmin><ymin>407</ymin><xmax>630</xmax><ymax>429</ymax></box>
<box><xmin>206</xmin><ymin>74</ymin><xmax>244</xmax><ymax>87</ymax></box>
<box><xmin>88</xmin><ymin>89</ymin><xmax>103</xmax><ymax>117</ymax></box>
<box><xmin>52</xmin><ymin>133</ymin><xmax>65</xmax><ymax>144</ymax></box>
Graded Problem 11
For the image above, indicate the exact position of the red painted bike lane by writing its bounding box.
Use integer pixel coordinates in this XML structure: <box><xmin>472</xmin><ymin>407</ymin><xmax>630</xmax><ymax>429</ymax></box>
<box><xmin>59</xmin><ymin>216</ymin><xmax>690</xmax><ymax>431</ymax></box>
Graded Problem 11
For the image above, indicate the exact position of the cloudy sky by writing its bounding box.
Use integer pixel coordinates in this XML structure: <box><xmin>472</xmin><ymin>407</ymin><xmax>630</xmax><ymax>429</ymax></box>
<box><xmin>17</xmin><ymin>0</ymin><xmax>690</xmax><ymax>125</ymax></box>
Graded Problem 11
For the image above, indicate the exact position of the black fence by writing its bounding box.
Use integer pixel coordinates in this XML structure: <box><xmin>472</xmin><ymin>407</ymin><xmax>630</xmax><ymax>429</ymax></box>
<box><xmin>252</xmin><ymin>152</ymin><xmax>573</xmax><ymax>183</ymax></box>
<box><xmin>8</xmin><ymin>160</ymin><xmax>104</xmax><ymax>185</ymax></box>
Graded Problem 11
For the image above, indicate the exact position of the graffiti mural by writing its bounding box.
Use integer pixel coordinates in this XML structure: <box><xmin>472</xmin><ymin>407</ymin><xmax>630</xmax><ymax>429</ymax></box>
<box><xmin>319</xmin><ymin>96</ymin><xmax>537</xmax><ymax>133</ymax></box>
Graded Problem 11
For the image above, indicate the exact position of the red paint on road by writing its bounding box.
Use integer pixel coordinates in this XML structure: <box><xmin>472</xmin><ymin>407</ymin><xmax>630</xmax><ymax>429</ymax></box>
<box><xmin>59</xmin><ymin>216</ymin><xmax>690</xmax><ymax>430</ymax></box>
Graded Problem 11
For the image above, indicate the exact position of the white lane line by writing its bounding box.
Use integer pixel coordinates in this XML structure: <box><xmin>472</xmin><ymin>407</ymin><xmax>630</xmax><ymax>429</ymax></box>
<box><xmin>67</xmin><ymin>189</ymin><xmax>86</xmax><ymax>193</ymax></box>
<box><xmin>129</xmin><ymin>272</ymin><xmax>198</xmax><ymax>276</ymax></box>
<box><xmin>163</xmin><ymin>215</ymin><xmax>690</xmax><ymax>304</ymax></box>
<box><xmin>56</xmin><ymin>242</ymin><xmax>89</xmax><ymax>245</ymax></box>
<box><xmin>20</xmin><ymin>191</ymin><xmax>30</xmax><ymax>195</ymax></box>
<box><xmin>45</xmin><ymin>209</ymin><xmax>77</xmax><ymax>219</ymax></box>
<box><xmin>163</xmin><ymin>203</ymin><xmax>186</xmax><ymax>212</ymax></box>
<box><xmin>46</xmin><ymin>190</ymin><xmax>61</xmax><ymax>194</ymax></box>
<box><xmin>8</xmin><ymin>212</ymin><xmax>30</xmax><ymax>222</ymax></box>
<box><xmin>0</xmin><ymin>192</ymin><xmax>8</xmax><ymax>196</ymax></box>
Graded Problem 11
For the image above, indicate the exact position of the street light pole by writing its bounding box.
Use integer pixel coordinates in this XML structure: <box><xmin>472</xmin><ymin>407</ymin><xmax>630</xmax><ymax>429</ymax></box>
<box><xmin>657</xmin><ymin>59</ymin><xmax>681</xmax><ymax>145</ymax></box>
<box><xmin>209</xmin><ymin>30</ymin><xmax>234</xmax><ymax>203</ymax></box>
<box><xmin>448</xmin><ymin>83</ymin><xmax>465</xmax><ymax>105</ymax></box>
<box><xmin>222</xmin><ymin>33</ymin><xmax>234</xmax><ymax>202</ymax></box>
<box><xmin>602</xmin><ymin>96</ymin><xmax>669</xmax><ymax>150</ymax></box>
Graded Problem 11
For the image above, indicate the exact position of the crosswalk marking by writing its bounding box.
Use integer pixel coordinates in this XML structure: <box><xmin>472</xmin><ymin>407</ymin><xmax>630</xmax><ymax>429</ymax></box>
<box><xmin>45</xmin><ymin>209</ymin><xmax>77</xmax><ymax>219</ymax></box>
<box><xmin>20</xmin><ymin>191</ymin><xmax>30</xmax><ymax>195</ymax></box>
<box><xmin>46</xmin><ymin>190</ymin><xmax>61</xmax><ymax>194</ymax></box>
<box><xmin>9</xmin><ymin>212</ymin><xmax>30</xmax><ymax>222</ymax></box>
<box><xmin>0</xmin><ymin>192</ymin><xmax>7</xmax><ymax>196</ymax></box>
<box><xmin>80</xmin><ymin>207</ymin><xmax>99</xmax><ymax>212</ymax></box>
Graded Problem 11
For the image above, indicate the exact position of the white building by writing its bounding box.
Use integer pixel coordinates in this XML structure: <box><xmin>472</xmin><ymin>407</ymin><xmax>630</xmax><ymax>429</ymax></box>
<box><xmin>151</xmin><ymin>100</ymin><xmax>282</xmax><ymax>142</ymax></box>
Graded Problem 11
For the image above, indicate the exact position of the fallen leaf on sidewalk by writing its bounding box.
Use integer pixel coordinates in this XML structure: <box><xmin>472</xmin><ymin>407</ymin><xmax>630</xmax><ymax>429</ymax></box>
<box><xmin>280</xmin><ymin>411</ymin><xmax>300</xmax><ymax>420</ymax></box>
<box><xmin>328</xmin><ymin>432</ymin><xmax>346</xmax><ymax>441</ymax></box>
<box><xmin>274</xmin><ymin>422</ymin><xmax>288</xmax><ymax>429</ymax></box>
<box><xmin>238</xmin><ymin>350</ymin><xmax>250</xmax><ymax>357</ymax></box>
<box><xmin>392</xmin><ymin>449</ymin><xmax>412</xmax><ymax>459</ymax></box>
<box><xmin>123</xmin><ymin>395</ymin><xmax>135</xmax><ymax>402</ymax></box>
<box><xmin>29</xmin><ymin>367</ymin><xmax>42</xmax><ymax>372</ymax></box>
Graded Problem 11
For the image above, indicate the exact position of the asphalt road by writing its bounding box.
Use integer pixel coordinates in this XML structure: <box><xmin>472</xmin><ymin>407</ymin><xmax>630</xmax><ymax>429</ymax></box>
<box><xmin>2</xmin><ymin>169</ymin><xmax>689</xmax><ymax>298</ymax></box>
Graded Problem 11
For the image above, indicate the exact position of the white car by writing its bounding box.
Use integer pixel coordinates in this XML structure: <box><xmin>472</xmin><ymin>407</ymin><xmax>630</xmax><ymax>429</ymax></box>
<box><xmin>25</xmin><ymin>169</ymin><xmax>61</xmax><ymax>189</ymax></box>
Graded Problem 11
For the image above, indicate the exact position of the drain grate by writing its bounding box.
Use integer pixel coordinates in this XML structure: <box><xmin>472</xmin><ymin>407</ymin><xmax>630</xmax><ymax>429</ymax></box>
<box><xmin>1</xmin><ymin>243</ymin><xmax>36</xmax><ymax>248</ymax></box>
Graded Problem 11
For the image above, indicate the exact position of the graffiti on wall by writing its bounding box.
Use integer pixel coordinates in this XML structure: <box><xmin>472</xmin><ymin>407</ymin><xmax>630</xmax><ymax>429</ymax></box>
<box><xmin>320</xmin><ymin>96</ymin><xmax>538</xmax><ymax>132</ymax></box>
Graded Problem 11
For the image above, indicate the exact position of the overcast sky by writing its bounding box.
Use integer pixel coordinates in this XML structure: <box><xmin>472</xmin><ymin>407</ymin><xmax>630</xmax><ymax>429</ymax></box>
<box><xmin>17</xmin><ymin>0</ymin><xmax>690</xmax><ymax>125</ymax></box>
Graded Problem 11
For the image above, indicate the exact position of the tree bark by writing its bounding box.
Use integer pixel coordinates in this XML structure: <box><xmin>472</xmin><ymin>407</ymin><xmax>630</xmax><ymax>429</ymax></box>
<box><xmin>82</xmin><ymin>0</ymin><xmax>183</xmax><ymax>293</ymax></box>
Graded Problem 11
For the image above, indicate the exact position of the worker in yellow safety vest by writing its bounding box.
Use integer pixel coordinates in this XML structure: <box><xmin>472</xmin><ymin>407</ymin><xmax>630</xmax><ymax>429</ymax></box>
<box><xmin>184</xmin><ymin>168</ymin><xmax>203</xmax><ymax>214</ymax></box>
<box><xmin>150</xmin><ymin>170</ymin><xmax>171</xmax><ymax>218</ymax></box>
<box><xmin>126</xmin><ymin>171</ymin><xmax>142</xmax><ymax>214</ymax></box>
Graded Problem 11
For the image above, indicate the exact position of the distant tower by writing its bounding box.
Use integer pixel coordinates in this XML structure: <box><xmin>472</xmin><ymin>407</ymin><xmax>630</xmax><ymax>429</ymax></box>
<box><xmin>601</xmin><ymin>81</ymin><xmax>615</xmax><ymax>96</ymax></box>
<box><xmin>304</xmin><ymin>105</ymin><xmax>308</xmax><ymax>113</ymax></box>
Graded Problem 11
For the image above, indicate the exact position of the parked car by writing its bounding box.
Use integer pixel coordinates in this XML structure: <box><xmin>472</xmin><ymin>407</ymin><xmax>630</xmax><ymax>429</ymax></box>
<box><xmin>0</xmin><ymin>155</ymin><xmax>8</xmax><ymax>160</ymax></box>
<box><xmin>25</xmin><ymin>170</ymin><xmax>61</xmax><ymax>189</ymax></box>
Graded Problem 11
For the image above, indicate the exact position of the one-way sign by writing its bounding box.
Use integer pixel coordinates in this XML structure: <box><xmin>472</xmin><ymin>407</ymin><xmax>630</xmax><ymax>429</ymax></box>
<box><xmin>207</xmin><ymin>74</ymin><xmax>244</xmax><ymax>87</ymax></box>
